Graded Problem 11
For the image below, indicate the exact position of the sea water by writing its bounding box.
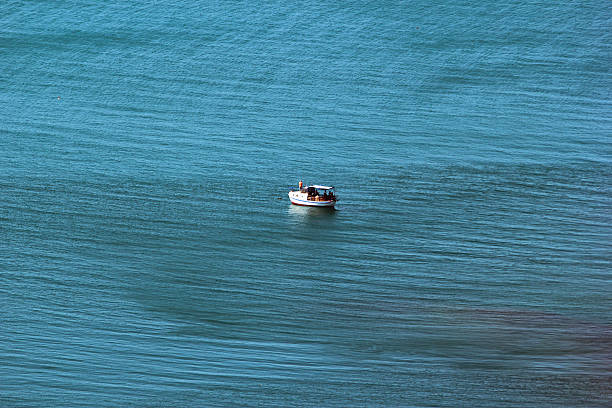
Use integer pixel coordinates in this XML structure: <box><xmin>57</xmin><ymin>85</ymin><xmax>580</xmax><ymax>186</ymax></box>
<box><xmin>1</xmin><ymin>1</ymin><xmax>610</xmax><ymax>406</ymax></box>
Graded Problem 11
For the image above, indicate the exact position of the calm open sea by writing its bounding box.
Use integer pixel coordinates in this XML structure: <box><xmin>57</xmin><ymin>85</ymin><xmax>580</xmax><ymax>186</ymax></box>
<box><xmin>1</xmin><ymin>1</ymin><xmax>610</xmax><ymax>406</ymax></box>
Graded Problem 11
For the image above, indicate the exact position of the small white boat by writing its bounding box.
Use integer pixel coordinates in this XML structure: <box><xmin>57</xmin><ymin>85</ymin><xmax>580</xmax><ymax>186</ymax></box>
<box><xmin>288</xmin><ymin>183</ymin><xmax>337</xmax><ymax>207</ymax></box>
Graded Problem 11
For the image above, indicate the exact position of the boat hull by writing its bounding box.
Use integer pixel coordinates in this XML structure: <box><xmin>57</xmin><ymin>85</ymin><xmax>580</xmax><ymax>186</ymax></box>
<box><xmin>288</xmin><ymin>192</ymin><xmax>336</xmax><ymax>207</ymax></box>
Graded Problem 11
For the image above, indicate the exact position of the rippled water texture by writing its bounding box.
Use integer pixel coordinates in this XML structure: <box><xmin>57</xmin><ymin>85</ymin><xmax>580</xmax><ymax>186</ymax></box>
<box><xmin>1</xmin><ymin>1</ymin><xmax>611</xmax><ymax>407</ymax></box>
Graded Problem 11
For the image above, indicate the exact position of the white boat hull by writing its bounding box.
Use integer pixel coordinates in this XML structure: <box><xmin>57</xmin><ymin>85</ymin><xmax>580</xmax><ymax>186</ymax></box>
<box><xmin>288</xmin><ymin>191</ymin><xmax>336</xmax><ymax>207</ymax></box>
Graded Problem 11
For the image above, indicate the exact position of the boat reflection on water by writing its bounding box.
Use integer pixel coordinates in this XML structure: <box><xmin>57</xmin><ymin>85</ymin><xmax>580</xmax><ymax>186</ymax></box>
<box><xmin>287</xmin><ymin>202</ymin><xmax>337</xmax><ymax>224</ymax></box>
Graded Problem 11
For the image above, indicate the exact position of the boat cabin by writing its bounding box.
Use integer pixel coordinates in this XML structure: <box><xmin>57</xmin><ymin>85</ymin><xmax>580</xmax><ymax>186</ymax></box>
<box><xmin>301</xmin><ymin>185</ymin><xmax>336</xmax><ymax>202</ymax></box>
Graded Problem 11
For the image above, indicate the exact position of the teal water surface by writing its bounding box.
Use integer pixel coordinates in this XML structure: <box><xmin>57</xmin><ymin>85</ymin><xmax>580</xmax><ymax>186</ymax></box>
<box><xmin>1</xmin><ymin>1</ymin><xmax>611</xmax><ymax>407</ymax></box>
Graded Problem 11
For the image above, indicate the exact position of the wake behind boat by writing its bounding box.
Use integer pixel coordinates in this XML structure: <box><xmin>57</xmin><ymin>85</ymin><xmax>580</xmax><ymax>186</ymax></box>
<box><xmin>288</xmin><ymin>181</ymin><xmax>337</xmax><ymax>207</ymax></box>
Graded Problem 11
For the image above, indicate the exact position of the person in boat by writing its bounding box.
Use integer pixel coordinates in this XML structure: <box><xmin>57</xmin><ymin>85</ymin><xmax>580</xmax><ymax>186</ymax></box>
<box><xmin>299</xmin><ymin>180</ymin><xmax>303</xmax><ymax>190</ymax></box>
